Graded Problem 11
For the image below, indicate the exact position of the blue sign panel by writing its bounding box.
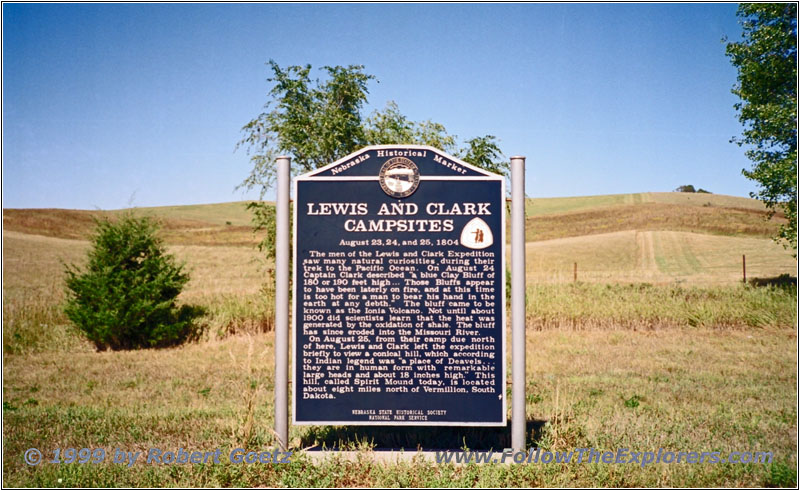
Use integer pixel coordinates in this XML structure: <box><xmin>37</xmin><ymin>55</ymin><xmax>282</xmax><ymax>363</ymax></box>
<box><xmin>293</xmin><ymin>146</ymin><xmax>506</xmax><ymax>426</ymax></box>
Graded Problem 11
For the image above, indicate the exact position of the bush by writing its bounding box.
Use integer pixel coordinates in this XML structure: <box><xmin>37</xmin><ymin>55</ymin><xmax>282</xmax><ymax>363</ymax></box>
<box><xmin>63</xmin><ymin>214</ymin><xmax>203</xmax><ymax>350</ymax></box>
<box><xmin>673</xmin><ymin>184</ymin><xmax>713</xmax><ymax>194</ymax></box>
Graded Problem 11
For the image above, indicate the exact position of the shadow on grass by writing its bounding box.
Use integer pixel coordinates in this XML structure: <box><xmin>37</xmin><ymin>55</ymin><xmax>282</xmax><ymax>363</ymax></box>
<box><xmin>299</xmin><ymin>418</ymin><xmax>547</xmax><ymax>451</ymax></box>
<box><xmin>748</xmin><ymin>274</ymin><xmax>797</xmax><ymax>288</ymax></box>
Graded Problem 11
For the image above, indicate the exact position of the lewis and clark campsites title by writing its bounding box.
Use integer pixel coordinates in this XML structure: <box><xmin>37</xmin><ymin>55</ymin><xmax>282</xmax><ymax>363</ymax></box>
<box><xmin>293</xmin><ymin>145</ymin><xmax>506</xmax><ymax>426</ymax></box>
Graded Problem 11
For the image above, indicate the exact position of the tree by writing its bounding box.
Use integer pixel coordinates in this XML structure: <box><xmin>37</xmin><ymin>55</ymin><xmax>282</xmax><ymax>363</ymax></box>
<box><xmin>64</xmin><ymin>214</ymin><xmax>203</xmax><ymax>350</ymax></box>
<box><xmin>726</xmin><ymin>3</ymin><xmax>797</xmax><ymax>255</ymax></box>
<box><xmin>460</xmin><ymin>135</ymin><xmax>510</xmax><ymax>178</ymax></box>
<box><xmin>364</xmin><ymin>101</ymin><xmax>458</xmax><ymax>154</ymax></box>
<box><xmin>364</xmin><ymin>102</ymin><xmax>509</xmax><ymax>177</ymax></box>
<box><xmin>237</xmin><ymin>61</ymin><xmax>374</xmax><ymax>196</ymax></box>
<box><xmin>673</xmin><ymin>185</ymin><xmax>712</xmax><ymax>194</ymax></box>
<box><xmin>237</xmin><ymin>61</ymin><xmax>509</xmax><ymax>260</ymax></box>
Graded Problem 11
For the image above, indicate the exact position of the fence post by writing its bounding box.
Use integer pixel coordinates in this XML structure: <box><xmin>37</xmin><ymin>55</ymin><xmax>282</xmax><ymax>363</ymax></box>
<box><xmin>274</xmin><ymin>156</ymin><xmax>291</xmax><ymax>451</ymax></box>
<box><xmin>573</xmin><ymin>262</ymin><xmax>577</xmax><ymax>282</ymax></box>
<box><xmin>742</xmin><ymin>254</ymin><xmax>746</xmax><ymax>284</ymax></box>
<box><xmin>511</xmin><ymin>156</ymin><xmax>527</xmax><ymax>452</ymax></box>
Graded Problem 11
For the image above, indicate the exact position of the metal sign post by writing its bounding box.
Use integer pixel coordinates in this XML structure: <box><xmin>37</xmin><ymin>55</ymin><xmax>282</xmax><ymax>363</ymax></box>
<box><xmin>274</xmin><ymin>156</ymin><xmax>291</xmax><ymax>451</ymax></box>
<box><xmin>511</xmin><ymin>156</ymin><xmax>527</xmax><ymax>451</ymax></box>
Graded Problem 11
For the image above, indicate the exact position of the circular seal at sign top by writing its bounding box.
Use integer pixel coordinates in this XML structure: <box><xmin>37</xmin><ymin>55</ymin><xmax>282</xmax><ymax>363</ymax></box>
<box><xmin>379</xmin><ymin>157</ymin><xmax>420</xmax><ymax>198</ymax></box>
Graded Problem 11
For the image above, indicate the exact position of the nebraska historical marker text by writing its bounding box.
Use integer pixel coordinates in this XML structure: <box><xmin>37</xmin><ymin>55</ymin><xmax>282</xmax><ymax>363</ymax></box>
<box><xmin>293</xmin><ymin>145</ymin><xmax>506</xmax><ymax>426</ymax></box>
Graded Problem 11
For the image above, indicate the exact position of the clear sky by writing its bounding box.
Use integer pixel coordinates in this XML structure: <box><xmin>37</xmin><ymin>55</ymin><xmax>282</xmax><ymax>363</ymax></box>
<box><xmin>3</xmin><ymin>3</ymin><xmax>754</xmax><ymax>209</ymax></box>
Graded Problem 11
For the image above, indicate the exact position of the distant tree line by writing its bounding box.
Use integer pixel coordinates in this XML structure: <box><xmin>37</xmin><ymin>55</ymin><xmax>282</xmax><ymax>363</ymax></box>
<box><xmin>673</xmin><ymin>185</ymin><xmax>712</xmax><ymax>194</ymax></box>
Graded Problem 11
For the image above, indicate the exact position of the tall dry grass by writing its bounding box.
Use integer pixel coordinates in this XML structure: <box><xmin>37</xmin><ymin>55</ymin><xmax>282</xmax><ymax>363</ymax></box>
<box><xmin>5</xmin><ymin>223</ymin><xmax>796</xmax><ymax>355</ymax></box>
<box><xmin>3</xmin><ymin>232</ymin><xmax>93</xmax><ymax>353</ymax></box>
<box><xmin>2</xmin><ymin>231</ymin><xmax>276</xmax><ymax>354</ymax></box>
<box><xmin>525</xmin><ymin>282</ymin><xmax>797</xmax><ymax>330</ymax></box>
<box><xmin>3</xmin><ymin>327</ymin><xmax>795</xmax><ymax>487</ymax></box>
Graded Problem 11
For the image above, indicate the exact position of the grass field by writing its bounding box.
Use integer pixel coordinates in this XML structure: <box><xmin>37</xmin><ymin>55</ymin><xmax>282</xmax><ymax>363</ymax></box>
<box><xmin>2</xmin><ymin>206</ymin><xmax>260</xmax><ymax>247</ymax></box>
<box><xmin>525</xmin><ymin>230</ymin><xmax>794</xmax><ymax>284</ymax></box>
<box><xmin>2</xmin><ymin>327</ymin><xmax>796</xmax><ymax>487</ymax></box>
<box><xmin>2</xmin><ymin>230</ymin><xmax>272</xmax><ymax>354</ymax></box>
<box><xmin>2</xmin><ymin>193</ymin><xmax>797</xmax><ymax>487</ymax></box>
<box><xmin>123</xmin><ymin>201</ymin><xmax>256</xmax><ymax>226</ymax></box>
<box><xmin>525</xmin><ymin>192</ymin><xmax>768</xmax><ymax>216</ymax></box>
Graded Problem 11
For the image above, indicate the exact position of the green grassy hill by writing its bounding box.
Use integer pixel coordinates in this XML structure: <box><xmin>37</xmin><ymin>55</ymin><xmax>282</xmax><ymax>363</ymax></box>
<box><xmin>525</xmin><ymin>192</ymin><xmax>767</xmax><ymax>216</ymax></box>
<box><xmin>4</xmin><ymin>192</ymin><xmax>795</xmax><ymax>285</ymax></box>
<box><xmin>524</xmin><ymin>230</ymin><xmax>794</xmax><ymax>284</ymax></box>
<box><xmin>2</xmin><ymin>202</ymin><xmax>261</xmax><ymax>246</ymax></box>
<box><xmin>120</xmin><ymin>201</ymin><xmax>257</xmax><ymax>226</ymax></box>
<box><xmin>526</xmin><ymin>192</ymin><xmax>781</xmax><ymax>242</ymax></box>
<box><xmin>2</xmin><ymin>192</ymin><xmax>784</xmax><ymax>244</ymax></box>
<box><xmin>518</xmin><ymin>192</ymin><xmax>794</xmax><ymax>284</ymax></box>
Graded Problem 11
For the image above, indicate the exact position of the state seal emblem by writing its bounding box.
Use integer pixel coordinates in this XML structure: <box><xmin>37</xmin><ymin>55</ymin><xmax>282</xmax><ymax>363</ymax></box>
<box><xmin>379</xmin><ymin>157</ymin><xmax>420</xmax><ymax>198</ymax></box>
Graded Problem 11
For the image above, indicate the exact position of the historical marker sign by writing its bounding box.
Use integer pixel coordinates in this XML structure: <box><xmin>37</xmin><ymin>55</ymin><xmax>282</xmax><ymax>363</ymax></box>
<box><xmin>293</xmin><ymin>145</ymin><xmax>506</xmax><ymax>426</ymax></box>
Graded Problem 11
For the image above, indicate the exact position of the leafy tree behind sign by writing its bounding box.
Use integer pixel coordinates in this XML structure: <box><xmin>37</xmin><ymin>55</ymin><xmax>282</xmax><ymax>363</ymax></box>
<box><xmin>237</xmin><ymin>62</ymin><xmax>374</xmax><ymax>194</ymax></box>
<box><xmin>726</xmin><ymin>3</ymin><xmax>797</xmax><ymax>255</ymax></box>
<box><xmin>237</xmin><ymin>60</ymin><xmax>510</xmax><ymax>261</ymax></box>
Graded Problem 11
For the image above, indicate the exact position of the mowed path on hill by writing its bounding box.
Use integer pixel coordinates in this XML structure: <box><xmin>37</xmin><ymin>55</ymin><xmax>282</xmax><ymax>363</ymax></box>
<box><xmin>3</xmin><ymin>192</ymin><xmax>796</xmax><ymax>289</ymax></box>
<box><xmin>523</xmin><ymin>192</ymin><xmax>795</xmax><ymax>284</ymax></box>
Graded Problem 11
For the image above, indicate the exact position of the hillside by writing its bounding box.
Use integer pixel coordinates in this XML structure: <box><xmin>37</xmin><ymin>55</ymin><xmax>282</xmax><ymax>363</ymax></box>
<box><xmin>527</xmin><ymin>201</ymin><xmax>780</xmax><ymax>242</ymax></box>
<box><xmin>525</xmin><ymin>192</ymin><xmax>782</xmax><ymax>241</ymax></box>
<box><xmin>3</xmin><ymin>192</ymin><xmax>796</xmax><ymax>285</ymax></box>
<box><xmin>2</xmin><ymin>192</ymin><xmax>784</xmax><ymax>244</ymax></box>
<box><xmin>525</xmin><ymin>230</ymin><xmax>794</xmax><ymax>284</ymax></box>
<box><xmin>525</xmin><ymin>191</ymin><xmax>768</xmax><ymax>216</ymax></box>
<box><xmin>121</xmin><ymin>201</ymin><xmax>256</xmax><ymax>226</ymax></box>
<box><xmin>2</xmin><ymin>203</ymin><xmax>260</xmax><ymax>247</ymax></box>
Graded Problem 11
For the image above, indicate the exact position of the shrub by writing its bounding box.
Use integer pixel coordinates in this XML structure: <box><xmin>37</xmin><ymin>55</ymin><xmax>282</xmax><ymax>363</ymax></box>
<box><xmin>673</xmin><ymin>184</ymin><xmax>713</xmax><ymax>194</ymax></box>
<box><xmin>63</xmin><ymin>214</ymin><xmax>203</xmax><ymax>350</ymax></box>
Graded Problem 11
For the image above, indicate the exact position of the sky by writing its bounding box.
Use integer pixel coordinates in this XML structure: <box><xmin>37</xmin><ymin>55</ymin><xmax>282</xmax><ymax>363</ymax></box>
<box><xmin>3</xmin><ymin>3</ymin><xmax>756</xmax><ymax>209</ymax></box>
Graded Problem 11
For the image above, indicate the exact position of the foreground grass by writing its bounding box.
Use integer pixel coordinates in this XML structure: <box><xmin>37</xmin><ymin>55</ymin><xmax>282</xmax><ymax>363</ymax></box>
<box><xmin>3</xmin><ymin>326</ymin><xmax>796</xmax><ymax>487</ymax></box>
<box><xmin>3</xmin><ymin>234</ymin><xmax>796</xmax><ymax>485</ymax></box>
<box><xmin>527</xmin><ymin>282</ymin><xmax>797</xmax><ymax>329</ymax></box>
